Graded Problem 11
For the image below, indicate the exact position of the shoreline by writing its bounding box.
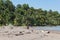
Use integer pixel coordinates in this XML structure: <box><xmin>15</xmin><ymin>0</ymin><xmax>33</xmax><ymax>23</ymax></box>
<box><xmin>0</xmin><ymin>26</ymin><xmax>60</xmax><ymax>40</ymax></box>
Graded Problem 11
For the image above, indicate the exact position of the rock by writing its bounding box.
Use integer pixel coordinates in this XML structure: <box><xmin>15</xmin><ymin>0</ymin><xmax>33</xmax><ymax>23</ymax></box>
<box><xmin>31</xmin><ymin>30</ymin><xmax>34</xmax><ymax>32</ymax></box>
<box><xmin>19</xmin><ymin>31</ymin><xmax>22</xmax><ymax>33</ymax></box>
<box><xmin>4</xmin><ymin>31</ymin><xmax>8</xmax><ymax>33</ymax></box>
<box><xmin>10</xmin><ymin>27</ymin><xmax>14</xmax><ymax>29</ymax></box>
<box><xmin>15</xmin><ymin>32</ymin><xmax>24</xmax><ymax>36</ymax></box>
<box><xmin>27</xmin><ymin>26</ymin><xmax>29</xmax><ymax>29</ymax></box>
<box><xmin>25</xmin><ymin>32</ymin><xmax>31</xmax><ymax>34</ymax></box>
<box><xmin>47</xmin><ymin>31</ymin><xmax>50</xmax><ymax>34</ymax></box>
<box><xmin>15</xmin><ymin>33</ymin><xmax>23</xmax><ymax>36</ymax></box>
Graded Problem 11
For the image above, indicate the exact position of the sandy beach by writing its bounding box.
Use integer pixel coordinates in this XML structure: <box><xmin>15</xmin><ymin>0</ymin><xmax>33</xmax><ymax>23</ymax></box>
<box><xmin>0</xmin><ymin>26</ymin><xmax>60</xmax><ymax>40</ymax></box>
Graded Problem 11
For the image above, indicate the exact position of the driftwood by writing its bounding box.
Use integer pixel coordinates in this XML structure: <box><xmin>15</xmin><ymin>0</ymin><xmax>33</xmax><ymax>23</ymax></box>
<box><xmin>27</xmin><ymin>26</ymin><xmax>29</xmax><ymax>29</ymax></box>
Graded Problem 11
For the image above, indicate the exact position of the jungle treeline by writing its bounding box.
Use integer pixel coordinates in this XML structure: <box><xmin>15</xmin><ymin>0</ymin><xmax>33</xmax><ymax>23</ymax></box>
<box><xmin>0</xmin><ymin>0</ymin><xmax>60</xmax><ymax>26</ymax></box>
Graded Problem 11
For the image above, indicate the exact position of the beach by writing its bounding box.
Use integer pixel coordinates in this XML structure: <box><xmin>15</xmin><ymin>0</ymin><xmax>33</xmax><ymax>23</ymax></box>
<box><xmin>0</xmin><ymin>26</ymin><xmax>60</xmax><ymax>40</ymax></box>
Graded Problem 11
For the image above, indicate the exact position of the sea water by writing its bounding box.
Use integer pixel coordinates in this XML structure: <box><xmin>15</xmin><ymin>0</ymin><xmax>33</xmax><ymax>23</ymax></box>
<box><xmin>33</xmin><ymin>26</ymin><xmax>60</xmax><ymax>31</ymax></box>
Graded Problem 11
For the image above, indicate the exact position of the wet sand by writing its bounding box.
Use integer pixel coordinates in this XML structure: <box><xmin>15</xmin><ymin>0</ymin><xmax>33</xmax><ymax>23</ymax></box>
<box><xmin>0</xmin><ymin>26</ymin><xmax>60</xmax><ymax>40</ymax></box>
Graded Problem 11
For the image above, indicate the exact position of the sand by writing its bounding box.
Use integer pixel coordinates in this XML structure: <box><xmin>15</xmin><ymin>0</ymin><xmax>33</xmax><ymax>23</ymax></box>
<box><xmin>0</xmin><ymin>26</ymin><xmax>60</xmax><ymax>40</ymax></box>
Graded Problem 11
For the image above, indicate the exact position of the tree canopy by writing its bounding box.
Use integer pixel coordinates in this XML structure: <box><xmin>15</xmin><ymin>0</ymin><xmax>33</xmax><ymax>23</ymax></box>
<box><xmin>0</xmin><ymin>0</ymin><xmax>60</xmax><ymax>26</ymax></box>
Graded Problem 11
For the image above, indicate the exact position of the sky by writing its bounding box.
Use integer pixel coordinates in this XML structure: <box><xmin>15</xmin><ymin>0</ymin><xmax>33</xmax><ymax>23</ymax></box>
<box><xmin>11</xmin><ymin>0</ymin><xmax>60</xmax><ymax>13</ymax></box>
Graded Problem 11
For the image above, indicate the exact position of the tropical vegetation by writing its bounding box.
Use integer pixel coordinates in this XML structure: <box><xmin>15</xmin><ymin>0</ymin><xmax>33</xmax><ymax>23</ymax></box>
<box><xmin>0</xmin><ymin>0</ymin><xmax>60</xmax><ymax>26</ymax></box>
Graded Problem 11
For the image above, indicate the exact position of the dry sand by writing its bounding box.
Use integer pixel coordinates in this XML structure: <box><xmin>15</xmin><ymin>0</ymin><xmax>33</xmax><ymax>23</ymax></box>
<box><xmin>0</xmin><ymin>26</ymin><xmax>60</xmax><ymax>40</ymax></box>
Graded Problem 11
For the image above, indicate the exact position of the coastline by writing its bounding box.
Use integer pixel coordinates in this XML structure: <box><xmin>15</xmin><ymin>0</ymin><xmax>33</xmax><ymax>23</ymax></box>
<box><xmin>0</xmin><ymin>26</ymin><xmax>60</xmax><ymax>40</ymax></box>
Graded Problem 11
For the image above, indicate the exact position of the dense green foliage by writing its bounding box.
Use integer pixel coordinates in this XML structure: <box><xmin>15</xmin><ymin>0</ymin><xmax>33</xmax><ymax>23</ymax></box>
<box><xmin>0</xmin><ymin>0</ymin><xmax>60</xmax><ymax>26</ymax></box>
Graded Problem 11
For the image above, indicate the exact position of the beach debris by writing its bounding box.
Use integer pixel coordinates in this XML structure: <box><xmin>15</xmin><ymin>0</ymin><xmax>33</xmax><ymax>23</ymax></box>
<box><xmin>41</xmin><ymin>30</ymin><xmax>50</xmax><ymax>34</ymax></box>
<box><xmin>35</xmin><ymin>30</ymin><xmax>39</xmax><ymax>34</ymax></box>
<box><xmin>44</xmin><ymin>31</ymin><xmax>50</xmax><ymax>34</ymax></box>
<box><xmin>41</xmin><ymin>30</ymin><xmax>45</xmax><ymax>33</ymax></box>
<box><xmin>27</xmin><ymin>26</ymin><xmax>29</xmax><ymax>29</ymax></box>
<box><xmin>25</xmin><ymin>31</ymin><xmax>31</xmax><ymax>34</ymax></box>
<box><xmin>25</xmin><ymin>30</ymin><xmax>31</xmax><ymax>34</ymax></box>
<box><xmin>32</xmin><ymin>30</ymin><xmax>39</xmax><ymax>34</ymax></box>
<box><xmin>31</xmin><ymin>30</ymin><xmax>34</xmax><ymax>32</ymax></box>
<box><xmin>10</xmin><ymin>27</ymin><xmax>14</xmax><ymax>29</ymax></box>
<box><xmin>4</xmin><ymin>31</ymin><xmax>8</xmax><ymax>33</ymax></box>
<box><xmin>15</xmin><ymin>32</ymin><xmax>24</xmax><ymax>36</ymax></box>
<box><xmin>47</xmin><ymin>31</ymin><xmax>50</xmax><ymax>34</ymax></box>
